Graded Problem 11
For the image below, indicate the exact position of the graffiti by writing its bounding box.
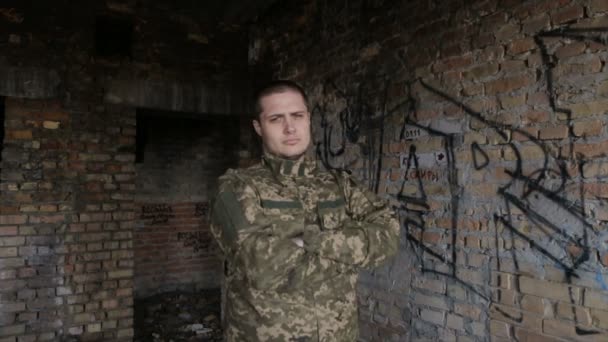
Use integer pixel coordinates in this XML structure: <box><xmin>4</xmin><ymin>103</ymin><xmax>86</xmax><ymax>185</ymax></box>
<box><xmin>311</xmin><ymin>20</ymin><xmax>608</xmax><ymax>336</ymax></box>
<box><xmin>403</xmin><ymin>169</ymin><xmax>441</xmax><ymax>182</ymax></box>
<box><xmin>404</xmin><ymin>76</ymin><xmax>604</xmax><ymax>333</ymax></box>
<box><xmin>401</xmin><ymin>126</ymin><xmax>425</xmax><ymax>140</ymax></box>
<box><xmin>194</xmin><ymin>202</ymin><xmax>209</xmax><ymax>217</ymax></box>
<box><xmin>471</xmin><ymin>142</ymin><xmax>489</xmax><ymax>170</ymax></box>
<box><xmin>140</xmin><ymin>204</ymin><xmax>174</xmax><ymax>225</ymax></box>
<box><xmin>313</xmin><ymin>78</ymin><xmax>411</xmax><ymax>193</ymax></box>
<box><xmin>398</xmin><ymin>24</ymin><xmax>607</xmax><ymax>335</ymax></box>
<box><xmin>181</xmin><ymin>203</ymin><xmax>214</xmax><ymax>253</ymax></box>
<box><xmin>400</xmin><ymin>152</ymin><xmax>447</xmax><ymax>169</ymax></box>
<box><xmin>312</xmin><ymin>80</ymin><xmax>367</xmax><ymax>172</ymax></box>
<box><xmin>177</xmin><ymin>231</ymin><xmax>216</xmax><ymax>254</ymax></box>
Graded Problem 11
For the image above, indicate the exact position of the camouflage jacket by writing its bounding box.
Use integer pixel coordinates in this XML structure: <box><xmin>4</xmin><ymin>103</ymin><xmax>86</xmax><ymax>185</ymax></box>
<box><xmin>210</xmin><ymin>152</ymin><xmax>399</xmax><ymax>342</ymax></box>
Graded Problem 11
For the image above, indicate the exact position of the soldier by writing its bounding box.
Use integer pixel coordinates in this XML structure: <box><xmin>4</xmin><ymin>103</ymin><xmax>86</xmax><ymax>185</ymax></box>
<box><xmin>210</xmin><ymin>80</ymin><xmax>399</xmax><ymax>341</ymax></box>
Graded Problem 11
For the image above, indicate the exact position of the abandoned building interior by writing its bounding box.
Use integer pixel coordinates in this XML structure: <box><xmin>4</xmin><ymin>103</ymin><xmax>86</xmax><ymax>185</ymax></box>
<box><xmin>1</xmin><ymin>0</ymin><xmax>608</xmax><ymax>341</ymax></box>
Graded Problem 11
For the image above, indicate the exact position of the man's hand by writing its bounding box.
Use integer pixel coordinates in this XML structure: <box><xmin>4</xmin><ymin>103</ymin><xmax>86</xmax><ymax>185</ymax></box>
<box><xmin>291</xmin><ymin>237</ymin><xmax>304</xmax><ymax>248</ymax></box>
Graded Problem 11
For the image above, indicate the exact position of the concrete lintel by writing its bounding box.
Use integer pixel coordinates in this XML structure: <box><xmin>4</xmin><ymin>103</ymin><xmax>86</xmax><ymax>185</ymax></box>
<box><xmin>105</xmin><ymin>79</ymin><xmax>252</xmax><ymax>115</ymax></box>
<box><xmin>0</xmin><ymin>67</ymin><xmax>61</xmax><ymax>99</ymax></box>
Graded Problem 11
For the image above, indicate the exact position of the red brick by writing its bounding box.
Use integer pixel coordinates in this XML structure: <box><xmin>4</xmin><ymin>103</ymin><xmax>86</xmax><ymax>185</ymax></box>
<box><xmin>519</xmin><ymin>276</ymin><xmax>578</xmax><ymax>301</ymax></box>
<box><xmin>18</xmin><ymin>267</ymin><xmax>36</xmax><ymax>278</ymax></box>
<box><xmin>480</xmin><ymin>46</ymin><xmax>505</xmax><ymax>62</ymax></box>
<box><xmin>470</xmin><ymin>183</ymin><xmax>497</xmax><ymax>197</ymax></box>
<box><xmin>495</xmin><ymin>23</ymin><xmax>520</xmax><ymax>42</ymax></box>
<box><xmin>573</xmin><ymin>141</ymin><xmax>608</xmax><ymax>158</ymax></box>
<box><xmin>590</xmin><ymin>0</ymin><xmax>608</xmax><ymax>13</ymax></box>
<box><xmin>464</xmin><ymin>62</ymin><xmax>499</xmax><ymax>80</ymax></box>
<box><xmin>485</xmin><ymin>75</ymin><xmax>534</xmax><ymax>94</ymax></box>
<box><xmin>555</xmin><ymin>42</ymin><xmax>586</xmax><ymax>59</ymax></box>
<box><xmin>39</xmin><ymin>111</ymin><xmax>69</xmax><ymax>121</ymax></box>
<box><xmin>555</xmin><ymin>302</ymin><xmax>592</xmax><ymax>325</ymax></box>
<box><xmin>490</xmin><ymin>319</ymin><xmax>512</xmax><ymax>338</ymax></box>
<box><xmin>389</xmin><ymin>169</ymin><xmax>402</xmax><ymax>181</ymax></box>
<box><xmin>39</xmin><ymin>205</ymin><xmax>58</xmax><ymax>212</ymax></box>
<box><xmin>0</xmin><ymin>215</ymin><xmax>27</xmax><ymax>225</ymax></box>
<box><xmin>521</xmin><ymin>295</ymin><xmax>545</xmax><ymax>314</ymax></box>
<box><xmin>465</xmin><ymin>236</ymin><xmax>481</xmax><ymax>249</ymax></box>
<box><xmin>454</xmin><ymin>303</ymin><xmax>481</xmax><ymax>320</ymax></box>
<box><xmin>539</xmin><ymin>125</ymin><xmax>568</xmax><ymax>140</ymax></box>
<box><xmin>28</xmin><ymin>214</ymin><xmax>65</xmax><ymax>224</ymax></box>
<box><xmin>551</xmin><ymin>5</ymin><xmax>584</xmax><ymax>25</ymax></box>
<box><xmin>522</xmin><ymin>110</ymin><xmax>549</xmax><ymax>124</ymax></box>
<box><xmin>0</xmin><ymin>226</ymin><xmax>18</xmax><ymax>236</ymax></box>
<box><xmin>500</xmin><ymin>60</ymin><xmax>526</xmax><ymax>73</ymax></box>
<box><xmin>508</xmin><ymin>37</ymin><xmax>536</xmax><ymax>55</ymax></box>
<box><xmin>422</xmin><ymin>231</ymin><xmax>441</xmax><ymax>244</ymax></box>
<box><xmin>5</xmin><ymin>130</ymin><xmax>33</xmax><ymax>140</ymax></box>
<box><xmin>432</xmin><ymin>54</ymin><xmax>474</xmax><ymax>73</ymax></box>
<box><xmin>601</xmin><ymin>252</ymin><xmax>608</xmax><ymax>268</ymax></box>
<box><xmin>118</xmin><ymin>136</ymin><xmax>135</xmax><ymax>145</ymax></box>
<box><xmin>513</xmin><ymin>2</ymin><xmax>535</xmax><ymax>18</ymax></box>
<box><xmin>102</xmin><ymin>299</ymin><xmax>119</xmax><ymax>309</ymax></box>
<box><xmin>14</xmin><ymin>193</ymin><xmax>33</xmax><ymax>203</ymax></box>
<box><xmin>514</xmin><ymin>328</ymin><xmax>560</xmax><ymax>342</ymax></box>
<box><xmin>522</xmin><ymin>14</ymin><xmax>550</xmax><ymax>34</ymax></box>
<box><xmin>542</xmin><ymin>319</ymin><xmax>582</xmax><ymax>339</ymax></box>
<box><xmin>499</xmin><ymin>93</ymin><xmax>526</xmax><ymax>109</ymax></box>
<box><xmin>533</xmin><ymin>0</ymin><xmax>573</xmax><ymax>14</ymax></box>
<box><xmin>527</xmin><ymin>52</ymin><xmax>544</xmax><ymax>68</ymax></box>
<box><xmin>512</xmin><ymin>127</ymin><xmax>538</xmax><ymax>141</ymax></box>
<box><xmin>0</xmin><ymin>247</ymin><xmax>18</xmax><ymax>257</ymax></box>
<box><xmin>572</xmin><ymin>120</ymin><xmax>603</xmax><ymax>137</ymax></box>
<box><xmin>582</xmin><ymin>183</ymin><xmax>608</xmax><ymax>199</ymax></box>
<box><xmin>0</xmin><ymin>206</ymin><xmax>20</xmax><ymax>214</ymax></box>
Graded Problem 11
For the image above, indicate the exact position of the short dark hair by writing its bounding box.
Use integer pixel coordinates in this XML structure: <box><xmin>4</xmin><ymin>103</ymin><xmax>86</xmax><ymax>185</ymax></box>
<box><xmin>253</xmin><ymin>80</ymin><xmax>309</xmax><ymax>119</ymax></box>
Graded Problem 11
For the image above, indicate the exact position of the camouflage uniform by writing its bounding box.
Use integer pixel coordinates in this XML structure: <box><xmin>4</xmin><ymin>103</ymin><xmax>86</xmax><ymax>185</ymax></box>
<box><xmin>210</xmin><ymin>152</ymin><xmax>399</xmax><ymax>341</ymax></box>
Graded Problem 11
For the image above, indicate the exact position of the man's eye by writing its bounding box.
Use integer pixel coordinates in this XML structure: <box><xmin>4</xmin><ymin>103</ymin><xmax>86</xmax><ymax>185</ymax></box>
<box><xmin>293</xmin><ymin>113</ymin><xmax>304</xmax><ymax>118</ymax></box>
<box><xmin>269</xmin><ymin>117</ymin><xmax>280</xmax><ymax>122</ymax></box>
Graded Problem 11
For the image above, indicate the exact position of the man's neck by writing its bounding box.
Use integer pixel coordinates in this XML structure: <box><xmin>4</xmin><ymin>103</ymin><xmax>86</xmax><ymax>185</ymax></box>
<box><xmin>262</xmin><ymin>151</ymin><xmax>315</xmax><ymax>178</ymax></box>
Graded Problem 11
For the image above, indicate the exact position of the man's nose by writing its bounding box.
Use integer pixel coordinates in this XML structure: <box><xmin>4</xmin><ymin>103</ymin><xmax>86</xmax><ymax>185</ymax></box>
<box><xmin>284</xmin><ymin>118</ymin><xmax>295</xmax><ymax>133</ymax></box>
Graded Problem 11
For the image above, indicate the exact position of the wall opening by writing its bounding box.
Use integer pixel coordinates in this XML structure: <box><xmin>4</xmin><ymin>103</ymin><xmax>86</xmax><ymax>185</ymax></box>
<box><xmin>134</xmin><ymin>108</ymin><xmax>240</xmax><ymax>297</ymax></box>
<box><xmin>133</xmin><ymin>109</ymin><xmax>240</xmax><ymax>339</ymax></box>
<box><xmin>95</xmin><ymin>14</ymin><xmax>133</xmax><ymax>58</ymax></box>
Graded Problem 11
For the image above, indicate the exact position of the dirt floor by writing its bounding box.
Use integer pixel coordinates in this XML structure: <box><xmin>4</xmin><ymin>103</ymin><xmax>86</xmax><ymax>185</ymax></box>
<box><xmin>134</xmin><ymin>289</ymin><xmax>223</xmax><ymax>342</ymax></box>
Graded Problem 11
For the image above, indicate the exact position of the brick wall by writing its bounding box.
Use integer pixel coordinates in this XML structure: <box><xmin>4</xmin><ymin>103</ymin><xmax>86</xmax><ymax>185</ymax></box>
<box><xmin>135</xmin><ymin>202</ymin><xmax>220</xmax><ymax>297</ymax></box>
<box><xmin>0</xmin><ymin>1</ymin><xmax>251</xmax><ymax>341</ymax></box>
<box><xmin>254</xmin><ymin>0</ymin><xmax>608</xmax><ymax>340</ymax></box>
<box><xmin>0</xmin><ymin>98</ymin><xmax>136</xmax><ymax>340</ymax></box>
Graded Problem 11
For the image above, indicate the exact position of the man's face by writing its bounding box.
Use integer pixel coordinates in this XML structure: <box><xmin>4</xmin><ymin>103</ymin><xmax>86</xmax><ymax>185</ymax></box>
<box><xmin>253</xmin><ymin>90</ymin><xmax>311</xmax><ymax>159</ymax></box>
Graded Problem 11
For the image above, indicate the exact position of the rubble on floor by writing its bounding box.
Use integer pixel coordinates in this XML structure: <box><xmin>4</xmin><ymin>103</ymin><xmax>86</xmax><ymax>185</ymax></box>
<box><xmin>134</xmin><ymin>289</ymin><xmax>223</xmax><ymax>342</ymax></box>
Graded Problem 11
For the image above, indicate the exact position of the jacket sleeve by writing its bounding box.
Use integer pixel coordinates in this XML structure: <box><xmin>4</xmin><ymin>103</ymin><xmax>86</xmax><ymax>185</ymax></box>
<box><xmin>210</xmin><ymin>171</ymin><xmax>312</xmax><ymax>291</ymax></box>
<box><xmin>304</xmin><ymin>171</ymin><xmax>400</xmax><ymax>269</ymax></box>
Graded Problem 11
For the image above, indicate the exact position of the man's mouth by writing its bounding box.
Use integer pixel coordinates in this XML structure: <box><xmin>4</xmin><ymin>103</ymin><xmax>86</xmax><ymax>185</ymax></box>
<box><xmin>284</xmin><ymin>138</ymin><xmax>300</xmax><ymax>145</ymax></box>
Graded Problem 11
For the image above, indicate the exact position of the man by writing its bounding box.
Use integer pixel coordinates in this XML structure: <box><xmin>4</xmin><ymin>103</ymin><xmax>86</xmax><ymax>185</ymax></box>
<box><xmin>210</xmin><ymin>80</ymin><xmax>399</xmax><ymax>341</ymax></box>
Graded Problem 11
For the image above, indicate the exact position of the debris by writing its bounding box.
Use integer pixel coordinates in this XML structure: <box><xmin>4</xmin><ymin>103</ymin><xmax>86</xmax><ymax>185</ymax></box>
<box><xmin>135</xmin><ymin>289</ymin><xmax>222</xmax><ymax>341</ymax></box>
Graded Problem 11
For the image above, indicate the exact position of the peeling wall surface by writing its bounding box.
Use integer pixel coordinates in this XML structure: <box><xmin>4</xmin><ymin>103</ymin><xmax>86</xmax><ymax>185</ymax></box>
<box><xmin>254</xmin><ymin>0</ymin><xmax>608</xmax><ymax>341</ymax></box>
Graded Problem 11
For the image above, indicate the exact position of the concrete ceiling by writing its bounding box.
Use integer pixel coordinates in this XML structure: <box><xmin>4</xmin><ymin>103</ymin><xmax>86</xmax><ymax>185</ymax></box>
<box><xmin>220</xmin><ymin>0</ymin><xmax>281</xmax><ymax>23</ymax></box>
<box><xmin>141</xmin><ymin>0</ymin><xmax>281</xmax><ymax>24</ymax></box>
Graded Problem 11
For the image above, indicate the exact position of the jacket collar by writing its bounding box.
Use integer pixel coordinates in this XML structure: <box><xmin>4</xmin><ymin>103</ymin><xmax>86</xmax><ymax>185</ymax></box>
<box><xmin>262</xmin><ymin>151</ymin><xmax>316</xmax><ymax>178</ymax></box>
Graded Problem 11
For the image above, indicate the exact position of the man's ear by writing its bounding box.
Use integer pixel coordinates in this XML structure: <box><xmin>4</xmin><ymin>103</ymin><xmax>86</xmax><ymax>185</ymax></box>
<box><xmin>252</xmin><ymin>119</ymin><xmax>262</xmax><ymax>137</ymax></box>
